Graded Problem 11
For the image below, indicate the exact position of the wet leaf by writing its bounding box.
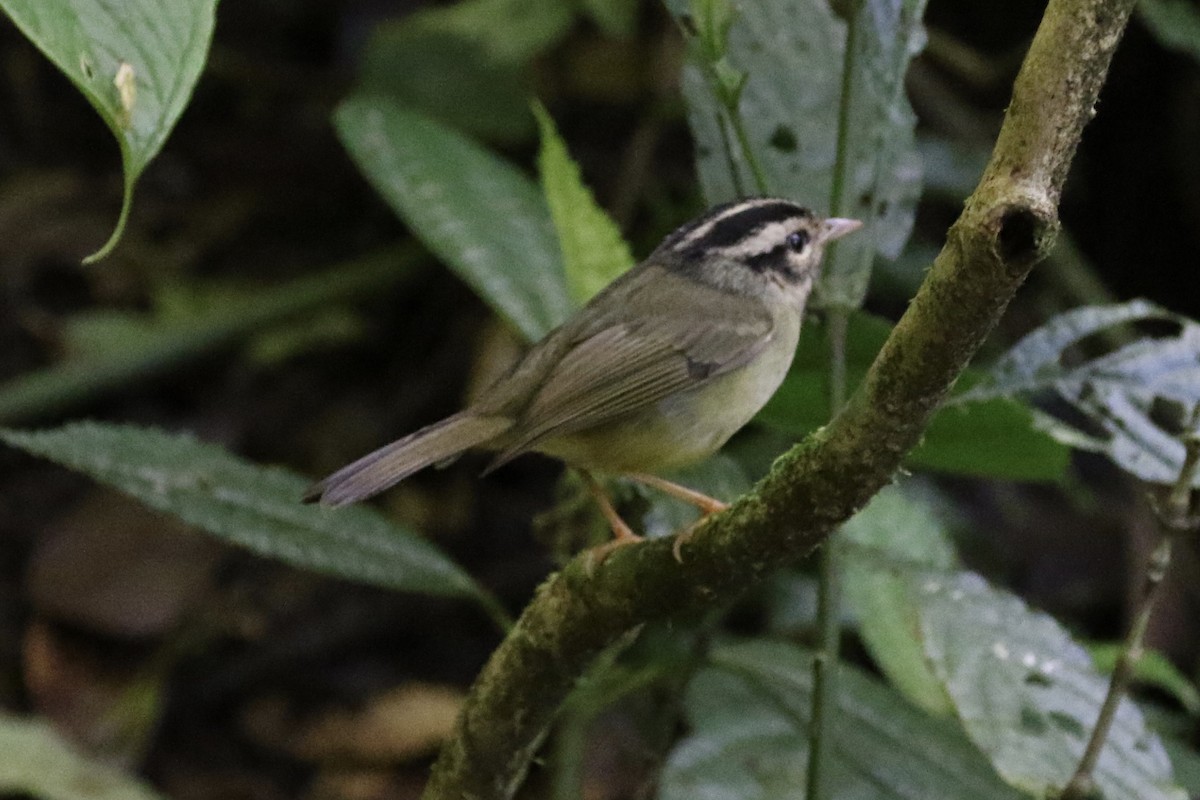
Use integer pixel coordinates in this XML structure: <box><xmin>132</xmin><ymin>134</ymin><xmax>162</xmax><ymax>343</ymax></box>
<box><xmin>956</xmin><ymin>300</ymin><xmax>1200</xmax><ymax>485</ymax></box>
<box><xmin>661</xmin><ymin>639</ymin><xmax>1023</xmax><ymax>800</ymax></box>
<box><xmin>666</xmin><ymin>0</ymin><xmax>926</xmax><ymax>307</ymax></box>
<box><xmin>917</xmin><ymin>572</ymin><xmax>1184</xmax><ymax>799</ymax></box>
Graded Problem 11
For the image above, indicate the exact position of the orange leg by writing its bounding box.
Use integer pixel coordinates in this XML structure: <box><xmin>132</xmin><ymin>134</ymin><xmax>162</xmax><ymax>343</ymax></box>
<box><xmin>579</xmin><ymin>470</ymin><xmax>643</xmax><ymax>569</ymax></box>
<box><xmin>626</xmin><ymin>473</ymin><xmax>730</xmax><ymax>515</ymax></box>
<box><xmin>627</xmin><ymin>473</ymin><xmax>729</xmax><ymax>562</ymax></box>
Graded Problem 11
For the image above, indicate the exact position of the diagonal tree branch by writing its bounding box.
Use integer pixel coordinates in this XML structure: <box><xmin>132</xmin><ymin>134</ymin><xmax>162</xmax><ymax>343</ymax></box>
<box><xmin>423</xmin><ymin>0</ymin><xmax>1139</xmax><ymax>796</ymax></box>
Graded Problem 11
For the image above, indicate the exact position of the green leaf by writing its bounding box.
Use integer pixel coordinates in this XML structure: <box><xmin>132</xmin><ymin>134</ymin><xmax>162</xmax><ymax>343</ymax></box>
<box><xmin>357</xmin><ymin>0</ymin><xmax>574</xmax><ymax>143</ymax></box>
<box><xmin>533</xmin><ymin>103</ymin><xmax>635</xmax><ymax>305</ymax></box>
<box><xmin>0</xmin><ymin>0</ymin><xmax>216</xmax><ymax>262</ymax></box>
<box><xmin>687</xmin><ymin>0</ymin><xmax>737</xmax><ymax>62</ymax></box>
<box><xmin>1138</xmin><ymin>0</ymin><xmax>1200</xmax><ymax>62</ymax></box>
<box><xmin>917</xmin><ymin>572</ymin><xmax>1184</xmax><ymax>799</ymax></box>
<box><xmin>756</xmin><ymin>312</ymin><xmax>1070</xmax><ymax>480</ymax></box>
<box><xmin>1088</xmin><ymin>643</ymin><xmax>1200</xmax><ymax>716</ymax></box>
<box><xmin>1160</xmin><ymin>733</ymin><xmax>1200</xmax><ymax>796</ymax></box>
<box><xmin>911</xmin><ymin>391</ymin><xmax>1071</xmax><ymax>481</ymax></box>
<box><xmin>661</xmin><ymin>640</ymin><xmax>1024</xmax><ymax>800</ymax></box>
<box><xmin>0</xmin><ymin>712</ymin><xmax>165</xmax><ymax>800</ymax></box>
<box><xmin>0</xmin><ymin>247</ymin><xmax>419</xmax><ymax>426</ymax></box>
<box><xmin>335</xmin><ymin>97</ymin><xmax>572</xmax><ymax>341</ymax></box>
<box><xmin>391</xmin><ymin>0</ymin><xmax>575</xmax><ymax>63</ymax></box>
<box><xmin>841</xmin><ymin>485</ymin><xmax>957</xmax><ymax>715</ymax></box>
<box><xmin>0</xmin><ymin>422</ymin><xmax>484</xmax><ymax>601</ymax></box>
<box><xmin>580</xmin><ymin>0</ymin><xmax>639</xmax><ymax>37</ymax></box>
<box><xmin>956</xmin><ymin>300</ymin><xmax>1200</xmax><ymax>486</ymax></box>
<box><xmin>666</xmin><ymin>0</ymin><xmax>926</xmax><ymax>306</ymax></box>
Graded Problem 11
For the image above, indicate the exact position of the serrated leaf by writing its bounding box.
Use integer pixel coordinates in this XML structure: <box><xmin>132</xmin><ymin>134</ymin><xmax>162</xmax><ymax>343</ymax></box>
<box><xmin>336</xmin><ymin>97</ymin><xmax>572</xmax><ymax>341</ymax></box>
<box><xmin>0</xmin><ymin>712</ymin><xmax>164</xmax><ymax>800</ymax></box>
<box><xmin>957</xmin><ymin>300</ymin><xmax>1200</xmax><ymax>485</ymax></box>
<box><xmin>0</xmin><ymin>422</ymin><xmax>483</xmax><ymax>601</ymax></box>
<box><xmin>533</xmin><ymin>103</ymin><xmax>635</xmax><ymax>305</ymax></box>
<box><xmin>0</xmin><ymin>0</ymin><xmax>216</xmax><ymax>262</ymax></box>
<box><xmin>666</xmin><ymin>0</ymin><xmax>926</xmax><ymax>307</ymax></box>
<box><xmin>661</xmin><ymin>639</ymin><xmax>1024</xmax><ymax>800</ymax></box>
<box><xmin>842</xmin><ymin>485</ymin><xmax>957</xmax><ymax>715</ymax></box>
<box><xmin>917</xmin><ymin>572</ymin><xmax>1184</xmax><ymax>799</ymax></box>
<box><xmin>756</xmin><ymin>312</ymin><xmax>1070</xmax><ymax>480</ymax></box>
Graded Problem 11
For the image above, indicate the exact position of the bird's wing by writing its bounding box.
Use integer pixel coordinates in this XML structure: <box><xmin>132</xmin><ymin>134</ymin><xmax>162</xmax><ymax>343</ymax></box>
<box><xmin>489</xmin><ymin>270</ymin><xmax>775</xmax><ymax>466</ymax></box>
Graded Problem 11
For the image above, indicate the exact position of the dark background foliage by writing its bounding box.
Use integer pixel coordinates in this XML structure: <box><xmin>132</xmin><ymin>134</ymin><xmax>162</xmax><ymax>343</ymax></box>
<box><xmin>1</xmin><ymin>1</ymin><xmax>1199</xmax><ymax>797</ymax></box>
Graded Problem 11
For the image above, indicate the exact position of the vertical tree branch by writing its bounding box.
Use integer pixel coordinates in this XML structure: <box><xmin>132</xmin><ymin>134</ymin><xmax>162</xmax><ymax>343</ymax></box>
<box><xmin>422</xmin><ymin>0</ymin><xmax>1139</xmax><ymax>796</ymax></box>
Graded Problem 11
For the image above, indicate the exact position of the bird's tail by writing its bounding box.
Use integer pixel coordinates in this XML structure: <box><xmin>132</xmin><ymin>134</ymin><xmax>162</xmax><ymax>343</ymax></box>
<box><xmin>303</xmin><ymin>413</ymin><xmax>513</xmax><ymax>506</ymax></box>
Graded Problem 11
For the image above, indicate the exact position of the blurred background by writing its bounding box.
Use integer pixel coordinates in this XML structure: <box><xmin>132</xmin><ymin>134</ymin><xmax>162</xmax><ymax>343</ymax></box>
<box><xmin>1</xmin><ymin>1</ymin><xmax>1199</xmax><ymax>797</ymax></box>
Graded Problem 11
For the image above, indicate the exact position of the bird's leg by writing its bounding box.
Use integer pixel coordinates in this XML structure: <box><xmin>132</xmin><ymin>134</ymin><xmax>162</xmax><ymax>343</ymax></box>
<box><xmin>626</xmin><ymin>473</ymin><xmax>730</xmax><ymax>515</ymax></box>
<box><xmin>579</xmin><ymin>470</ymin><xmax>643</xmax><ymax>569</ymax></box>
<box><xmin>626</xmin><ymin>473</ymin><xmax>729</xmax><ymax>562</ymax></box>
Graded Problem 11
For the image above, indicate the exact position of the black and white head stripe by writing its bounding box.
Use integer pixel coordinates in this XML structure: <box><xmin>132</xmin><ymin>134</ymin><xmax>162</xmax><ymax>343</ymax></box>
<box><xmin>663</xmin><ymin>198</ymin><xmax>813</xmax><ymax>260</ymax></box>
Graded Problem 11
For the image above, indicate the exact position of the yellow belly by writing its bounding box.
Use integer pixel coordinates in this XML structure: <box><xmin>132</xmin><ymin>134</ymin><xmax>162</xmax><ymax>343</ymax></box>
<box><xmin>536</xmin><ymin>311</ymin><xmax>801</xmax><ymax>474</ymax></box>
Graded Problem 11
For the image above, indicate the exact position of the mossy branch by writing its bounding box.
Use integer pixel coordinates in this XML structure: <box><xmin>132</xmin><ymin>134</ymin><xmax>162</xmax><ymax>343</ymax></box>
<box><xmin>422</xmin><ymin>0</ymin><xmax>1138</xmax><ymax>796</ymax></box>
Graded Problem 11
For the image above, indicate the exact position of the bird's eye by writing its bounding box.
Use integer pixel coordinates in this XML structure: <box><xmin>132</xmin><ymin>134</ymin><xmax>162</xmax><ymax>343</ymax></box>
<box><xmin>786</xmin><ymin>231</ymin><xmax>810</xmax><ymax>251</ymax></box>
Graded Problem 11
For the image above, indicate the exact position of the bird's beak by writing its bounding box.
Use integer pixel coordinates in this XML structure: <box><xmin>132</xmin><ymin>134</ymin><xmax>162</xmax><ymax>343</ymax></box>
<box><xmin>819</xmin><ymin>217</ymin><xmax>864</xmax><ymax>244</ymax></box>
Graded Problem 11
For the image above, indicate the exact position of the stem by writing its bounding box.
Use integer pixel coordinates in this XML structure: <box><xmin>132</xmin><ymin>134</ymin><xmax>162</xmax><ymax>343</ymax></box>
<box><xmin>474</xmin><ymin>589</ymin><xmax>516</xmax><ymax>635</ymax></box>
<box><xmin>714</xmin><ymin>108</ymin><xmax>747</xmax><ymax>198</ymax></box>
<box><xmin>1060</xmin><ymin>407</ymin><xmax>1200</xmax><ymax>800</ymax></box>
<box><xmin>725</xmin><ymin>104</ymin><xmax>770</xmax><ymax>195</ymax></box>
<box><xmin>806</xmin><ymin>0</ymin><xmax>862</xmax><ymax>792</ymax></box>
<box><xmin>827</xmin><ymin>3</ymin><xmax>862</xmax><ymax>223</ymax></box>
<box><xmin>807</xmin><ymin>309</ymin><xmax>850</xmax><ymax>800</ymax></box>
<box><xmin>1060</xmin><ymin>536</ymin><xmax>1172</xmax><ymax>800</ymax></box>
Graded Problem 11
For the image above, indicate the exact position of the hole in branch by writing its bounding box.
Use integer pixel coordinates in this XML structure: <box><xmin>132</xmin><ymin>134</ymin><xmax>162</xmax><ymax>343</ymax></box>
<box><xmin>997</xmin><ymin>207</ymin><xmax>1041</xmax><ymax>262</ymax></box>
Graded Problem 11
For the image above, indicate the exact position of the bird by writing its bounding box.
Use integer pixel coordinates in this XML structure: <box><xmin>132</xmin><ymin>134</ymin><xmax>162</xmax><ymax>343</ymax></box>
<box><xmin>304</xmin><ymin>197</ymin><xmax>861</xmax><ymax>555</ymax></box>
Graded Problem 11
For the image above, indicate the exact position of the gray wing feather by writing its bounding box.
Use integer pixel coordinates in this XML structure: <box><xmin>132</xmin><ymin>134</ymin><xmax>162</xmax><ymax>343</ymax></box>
<box><xmin>489</xmin><ymin>271</ymin><xmax>774</xmax><ymax>466</ymax></box>
<box><xmin>305</xmin><ymin>412</ymin><xmax>512</xmax><ymax>506</ymax></box>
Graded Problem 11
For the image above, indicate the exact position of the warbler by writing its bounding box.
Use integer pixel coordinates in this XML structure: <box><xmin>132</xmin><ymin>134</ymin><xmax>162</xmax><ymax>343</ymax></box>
<box><xmin>305</xmin><ymin>198</ymin><xmax>861</xmax><ymax>550</ymax></box>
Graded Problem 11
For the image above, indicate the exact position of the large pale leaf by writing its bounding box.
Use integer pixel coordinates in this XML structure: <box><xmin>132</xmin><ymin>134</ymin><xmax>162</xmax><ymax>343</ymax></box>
<box><xmin>0</xmin><ymin>713</ymin><xmax>164</xmax><ymax>800</ymax></box>
<box><xmin>918</xmin><ymin>572</ymin><xmax>1184</xmax><ymax>799</ymax></box>
<box><xmin>660</xmin><ymin>640</ymin><xmax>1023</xmax><ymax>800</ymax></box>
<box><xmin>841</xmin><ymin>485</ymin><xmax>956</xmax><ymax>715</ymax></box>
<box><xmin>534</xmin><ymin>103</ymin><xmax>635</xmax><ymax>305</ymax></box>
<box><xmin>667</xmin><ymin>0</ymin><xmax>926</xmax><ymax>307</ymax></box>
<box><xmin>335</xmin><ymin>97</ymin><xmax>572</xmax><ymax>341</ymax></box>
<box><xmin>955</xmin><ymin>300</ymin><xmax>1200</xmax><ymax>485</ymax></box>
<box><xmin>0</xmin><ymin>0</ymin><xmax>216</xmax><ymax>262</ymax></box>
<box><xmin>0</xmin><ymin>422</ymin><xmax>484</xmax><ymax>601</ymax></box>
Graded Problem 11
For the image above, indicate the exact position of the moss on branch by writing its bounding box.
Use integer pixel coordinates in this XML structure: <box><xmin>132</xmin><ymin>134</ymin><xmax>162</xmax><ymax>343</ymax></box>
<box><xmin>422</xmin><ymin>0</ymin><xmax>1139</xmax><ymax>796</ymax></box>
